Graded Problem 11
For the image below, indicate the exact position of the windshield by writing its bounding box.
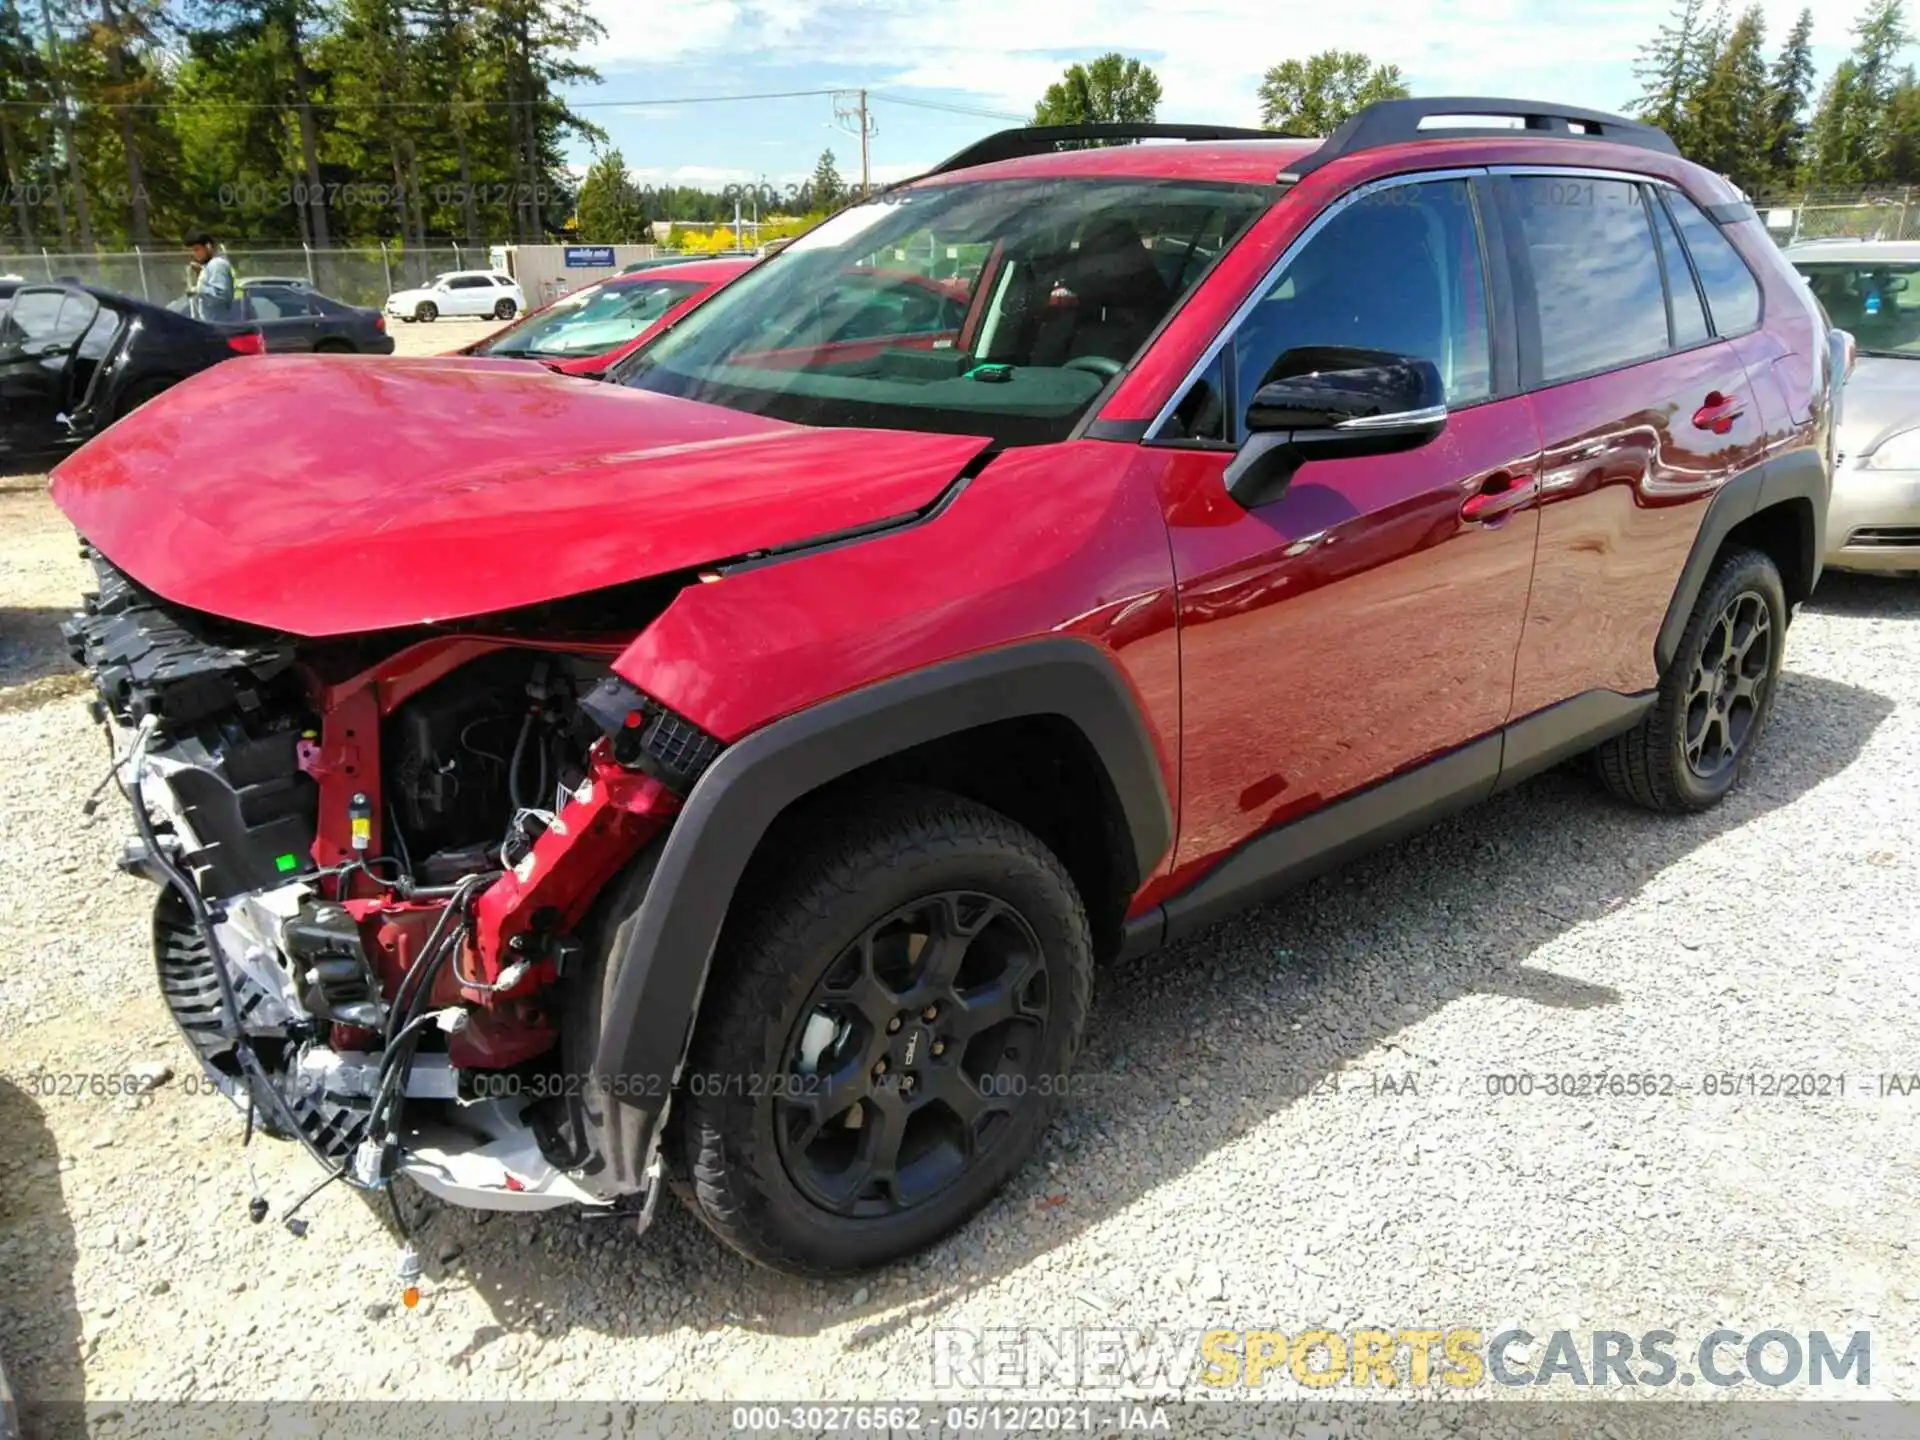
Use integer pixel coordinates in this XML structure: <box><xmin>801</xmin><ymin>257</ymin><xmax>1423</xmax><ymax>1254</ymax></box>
<box><xmin>480</xmin><ymin>278</ymin><xmax>703</xmax><ymax>358</ymax></box>
<box><xmin>1792</xmin><ymin>259</ymin><xmax>1920</xmax><ymax>357</ymax></box>
<box><xmin>621</xmin><ymin>176</ymin><xmax>1276</xmax><ymax>445</ymax></box>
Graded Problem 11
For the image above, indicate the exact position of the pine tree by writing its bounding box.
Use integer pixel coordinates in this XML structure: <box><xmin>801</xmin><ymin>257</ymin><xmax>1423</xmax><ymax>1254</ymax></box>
<box><xmin>808</xmin><ymin>149</ymin><xmax>844</xmax><ymax>212</ymax></box>
<box><xmin>78</xmin><ymin>0</ymin><xmax>178</xmax><ymax>247</ymax></box>
<box><xmin>1852</xmin><ymin>0</ymin><xmax>1914</xmax><ymax>176</ymax></box>
<box><xmin>1806</xmin><ymin>60</ymin><xmax>1870</xmax><ymax>185</ymax></box>
<box><xmin>1764</xmin><ymin>8</ymin><xmax>1816</xmax><ymax>187</ymax></box>
<box><xmin>1688</xmin><ymin>4</ymin><xmax>1770</xmax><ymax>191</ymax></box>
<box><xmin>34</xmin><ymin>0</ymin><xmax>96</xmax><ymax>250</ymax></box>
<box><xmin>1885</xmin><ymin>65</ymin><xmax>1920</xmax><ymax>181</ymax></box>
<box><xmin>1802</xmin><ymin>0</ymin><xmax>1916</xmax><ymax>184</ymax></box>
<box><xmin>0</xmin><ymin>3</ymin><xmax>47</xmax><ymax>246</ymax></box>
<box><xmin>574</xmin><ymin>147</ymin><xmax>647</xmax><ymax>241</ymax></box>
<box><xmin>1634</xmin><ymin>0</ymin><xmax>1712</xmax><ymax>136</ymax></box>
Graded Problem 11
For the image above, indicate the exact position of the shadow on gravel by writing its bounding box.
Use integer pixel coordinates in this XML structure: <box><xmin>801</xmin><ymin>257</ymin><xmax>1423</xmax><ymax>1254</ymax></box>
<box><xmin>0</xmin><ymin>1079</ymin><xmax>83</xmax><ymax>1417</ymax></box>
<box><xmin>1804</xmin><ymin>570</ymin><xmax>1920</xmax><ymax>619</ymax></box>
<box><xmin>419</xmin><ymin>668</ymin><xmax>1896</xmax><ymax>1354</ymax></box>
<box><xmin>0</xmin><ymin>606</ymin><xmax>80</xmax><ymax>697</ymax></box>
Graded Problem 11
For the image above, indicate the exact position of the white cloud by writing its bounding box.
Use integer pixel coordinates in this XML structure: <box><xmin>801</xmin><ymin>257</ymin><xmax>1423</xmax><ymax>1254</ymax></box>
<box><xmin>626</xmin><ymin>159</ymin><xmax>933</xmax><ymax>190</ymax></box>
<box><xmin>628</xmin><ymin>163</ymin><xmax>759</xmax><ymax>187</ymax></box>
<box><xmin>581</xmin><ymin>0</ymin><xmax>1871</xmax><ymax>127</ymax></box>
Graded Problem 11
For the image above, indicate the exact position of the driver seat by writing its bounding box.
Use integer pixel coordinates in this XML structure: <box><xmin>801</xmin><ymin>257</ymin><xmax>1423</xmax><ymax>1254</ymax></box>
<box><xmin>1028</xmin><ymin>219</ymin><xmax>1172</xmax><ymax>370</ymax></box>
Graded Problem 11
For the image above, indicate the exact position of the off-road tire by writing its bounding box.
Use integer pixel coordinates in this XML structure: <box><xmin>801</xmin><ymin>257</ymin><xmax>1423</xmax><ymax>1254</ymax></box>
<box><xmin>675</xmin><ymin>786</ymin><xmax>1093</xmax><ymax>1275</ymax></box>
<box><xmin>1596</xmin><ymin>544</ymin><xmax>1786</xmax><ymax>813</ymax></box>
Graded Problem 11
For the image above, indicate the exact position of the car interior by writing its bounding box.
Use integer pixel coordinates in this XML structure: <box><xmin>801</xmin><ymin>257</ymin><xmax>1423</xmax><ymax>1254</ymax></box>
<box><xmin>0</xmin><ymin>286</ymin><xmax>125</xmax><ymax>451</ymax></box>
<box><xmin>1798</xmin><ymin>263</ymin><xmax>1920</xmax><ymax>354</ymax></box>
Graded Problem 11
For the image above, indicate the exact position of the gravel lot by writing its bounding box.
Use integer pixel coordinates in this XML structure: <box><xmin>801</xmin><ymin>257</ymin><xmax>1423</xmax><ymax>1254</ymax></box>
<box><xmin>1</xmin><ymin>362</ymin><xmax>1916</xmax><ymax>1421</ymax></box>
<box><xmin>386</xmin><ymin>314</ymin><xmax>512</xmax><ymax>358</ymax></box>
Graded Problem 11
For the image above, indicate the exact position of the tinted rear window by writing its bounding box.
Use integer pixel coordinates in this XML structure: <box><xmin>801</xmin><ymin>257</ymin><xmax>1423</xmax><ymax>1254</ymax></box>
<box><xmin>1667</xmin><ymin>191</ymin><xmax>1762</xmax><ymax>335</ymax></box>
<box><xmin>1506</xmin><ymin>176</ymin><xmax>1669</xmax><ymax>384</ymax></box>
<box><xmin>1650</xmin><ymin>194</ymin><xmax>1710</xmax><ymax>348</ymax></box>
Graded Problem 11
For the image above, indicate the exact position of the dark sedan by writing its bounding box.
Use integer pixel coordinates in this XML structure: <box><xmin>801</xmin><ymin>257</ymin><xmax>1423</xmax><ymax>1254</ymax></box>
<box><xmin>234</xmin><ymin>282</ymin><xmax>394</xmax><ymax>354</ymax></box>
<box><xmin>0</xmin><ymin>280</ymin><xmax>265</xmax><ymax>467</ymax></box>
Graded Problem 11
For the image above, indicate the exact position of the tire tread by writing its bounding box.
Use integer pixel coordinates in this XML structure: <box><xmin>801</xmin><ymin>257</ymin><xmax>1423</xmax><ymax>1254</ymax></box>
<box><xmin>678</xmin><ymin>786</ymin><xmax>1091</xmax><ymax>1275</ymax></box>
<box><xmin>1596</xmin><ymin>543</ymin><xmax>1783</xmax><ymax>813</ymax></box>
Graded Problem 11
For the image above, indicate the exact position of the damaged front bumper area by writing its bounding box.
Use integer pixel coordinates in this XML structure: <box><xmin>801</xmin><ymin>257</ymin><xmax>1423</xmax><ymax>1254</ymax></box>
<box><xmin>65</xmin><ymin>550</ymin><xmax>689</xmax><ymax>1220</ymax></box>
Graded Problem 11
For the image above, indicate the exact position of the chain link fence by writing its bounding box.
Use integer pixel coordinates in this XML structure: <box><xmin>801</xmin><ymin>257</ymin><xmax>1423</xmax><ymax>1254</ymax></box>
<box><xmin>0</xmin><ymin>241</ymin><xmax>503</xmax><ymax>308</ymax></box>
<box><xmin>1756</xmin><ymin>189</ymin><xmax>1920</xmax><ymax>246</ymax></box>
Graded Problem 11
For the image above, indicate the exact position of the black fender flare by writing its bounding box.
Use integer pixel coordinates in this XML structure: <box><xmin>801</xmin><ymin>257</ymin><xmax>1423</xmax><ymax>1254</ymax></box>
<box><xmin>1654</xmin><ymin>447</ymin><xmax>1829</xmax><ymax>674</ymax></box>
<box><xmin>585</xmin><ymin>636</ymin><xmax>1173</xmax><ymax>1191</ymax></box>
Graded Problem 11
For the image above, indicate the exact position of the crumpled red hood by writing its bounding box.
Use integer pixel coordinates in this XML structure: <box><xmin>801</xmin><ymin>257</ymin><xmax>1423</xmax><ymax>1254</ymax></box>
<box><xmin>50</xmin><ymin>355</ymin><xmax>990</xmax><ymax>637</ymax></box>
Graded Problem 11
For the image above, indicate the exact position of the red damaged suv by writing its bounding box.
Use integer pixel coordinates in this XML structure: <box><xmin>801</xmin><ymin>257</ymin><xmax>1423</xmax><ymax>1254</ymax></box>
<box><xmin>57</xmin><ymin>99</ymin><xmax>1841</xmax><ymax>1274</ymax></box>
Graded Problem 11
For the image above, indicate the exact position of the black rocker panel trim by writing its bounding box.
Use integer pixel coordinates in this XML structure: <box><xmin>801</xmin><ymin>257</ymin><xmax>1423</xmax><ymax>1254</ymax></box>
<box><xmin>1160</xmin><ymin>736</ymin><xmax>1502</xmax><ymax>945</ymax></box>
<box><xmin>1494</xmin><ymin>688</ymin><xmax>1654</xmax><ymax>793</ymax></box>
<box><xmin>589</xmin><ymin>637</ymin><xmax>1175</xmax><ymax>1186</ymax></box>
<box><xmin>1131</xmin><ymin>688</ymin><xmax>1652</xmax><ymax>953</ymax></box>
<box><xmin>1653</xmin><ymin>447</ymin><xmax>1828</xmax><ymax>674</ymax></box>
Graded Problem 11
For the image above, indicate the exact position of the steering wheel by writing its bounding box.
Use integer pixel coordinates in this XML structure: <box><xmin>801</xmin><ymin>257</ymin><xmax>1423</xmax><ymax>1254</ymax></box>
<box><xmin>1063</xmin><ymin>355</ymin><xmax>1123</xmax><ymax>379</ymax></box>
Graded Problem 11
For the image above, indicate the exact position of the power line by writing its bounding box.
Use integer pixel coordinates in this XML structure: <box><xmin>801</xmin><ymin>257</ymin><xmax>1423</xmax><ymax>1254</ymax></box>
<box><xmin>0</xmin><ymin>85</ymin><xmax>847</xmax><ymax>113</ymax></box>
<box><xmin>1</xmin><ymin>84</ymin><xmax>1035</xmax><ymax>121</ymax></box>
<box><xmin>869</xmin><ymin>93</ymin><xmax>1025</xmax><ymax>122</ymax></box>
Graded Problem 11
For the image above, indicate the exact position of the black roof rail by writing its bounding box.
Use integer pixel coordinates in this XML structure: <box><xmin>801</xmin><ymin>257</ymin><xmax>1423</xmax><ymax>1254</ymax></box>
<box><xmin>924</xmin><ymin>123</ymin><xmax>1295</xmax><ymax>178</ymax></box>
<box><xmin>1281</xmin><ymin>96</ymin><xmax>1679</xmax><ymax>181</ymax></box>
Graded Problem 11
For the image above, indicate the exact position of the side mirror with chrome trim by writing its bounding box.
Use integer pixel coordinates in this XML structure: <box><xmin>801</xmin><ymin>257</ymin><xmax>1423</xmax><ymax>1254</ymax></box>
<box><xmin>1224</xmin><ymin>346</ymin><xmax>1449</xmax><ymax>508</ymax></box>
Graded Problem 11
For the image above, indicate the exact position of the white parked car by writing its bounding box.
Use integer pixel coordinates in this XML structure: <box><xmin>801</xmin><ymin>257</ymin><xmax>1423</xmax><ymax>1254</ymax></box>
<box><xmin>384</xmin><ymin>270</ymin><xmax>524</xmax><ymax>323</ymax></box>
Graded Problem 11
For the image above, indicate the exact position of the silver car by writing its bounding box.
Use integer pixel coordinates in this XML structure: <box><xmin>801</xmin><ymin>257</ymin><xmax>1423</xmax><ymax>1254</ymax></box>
<box><xmin>1788</xmin><ymin>239</ymin><xmax>1920</xmax><ymax>575</ymax></box>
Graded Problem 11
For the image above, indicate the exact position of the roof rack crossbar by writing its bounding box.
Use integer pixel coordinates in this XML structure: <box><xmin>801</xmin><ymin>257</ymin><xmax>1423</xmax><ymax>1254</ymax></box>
<box><xmin>1282</xmin><ymin>96</ymin><xmax>1679</xmax><ymax>180</ymax></box>
<box><xmin>925</xmin><ymin>123</ymin><xmax>1297</xmax><ymax>178</ymax></box>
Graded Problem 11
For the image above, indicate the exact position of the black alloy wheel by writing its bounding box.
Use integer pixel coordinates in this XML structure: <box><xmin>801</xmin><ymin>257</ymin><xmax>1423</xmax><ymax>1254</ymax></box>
<box><xmin>1595</xmin><ymin>544</ymin><xmax>1786</xmax><ymax>813</ymax></box>
<box><xmin>1682</xmin><ymin>588</ymin><xmax>1772</xmax><ymax>781</ymax></box>
<box><xmin>668</xmin><ymin>786</ymin><xmax>1093</xmax><ymax>1274</ymax></box>
<box><xmin>775</xmin><ymin>891</ymin><xmax>1049</xmax><ymax>1218</ymax></box>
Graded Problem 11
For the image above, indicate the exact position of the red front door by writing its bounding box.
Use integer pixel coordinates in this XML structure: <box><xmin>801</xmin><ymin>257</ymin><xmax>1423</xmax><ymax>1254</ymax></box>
<box><xmin>1144</xmin><ymin>173</ymin><xmax>1545</xmax><ymax>892</ymax></box>
<box><xmin>1157</xmin><ymin>406</ymin><xmax>1542</xmax><ymax>890</ymax></box>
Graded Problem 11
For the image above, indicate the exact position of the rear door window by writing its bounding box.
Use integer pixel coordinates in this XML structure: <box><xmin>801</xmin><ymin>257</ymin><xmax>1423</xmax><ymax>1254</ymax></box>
<box><xmin>1648</xmin><ymin>192</ymin><xmax>1711</xmax><ymax>349</ymax></box>
<box><xmin>1666</xmin><ymin>190</ymin><xmax>1763</xmax><ymax>335</ymax></box>
<box><xmin>248</xmin><ymin>290</ymin><xmax>314</xmax><ymax>319</ymax></box>
<box><xmin>1</xmin><ymin>287</ymin><xmax>99</xmax><ymax>361</ymax></box>
<box><xmin>1505</xmin><ymin>176</ymin><xmax>1670</xmax><ymax>384</ymax></box>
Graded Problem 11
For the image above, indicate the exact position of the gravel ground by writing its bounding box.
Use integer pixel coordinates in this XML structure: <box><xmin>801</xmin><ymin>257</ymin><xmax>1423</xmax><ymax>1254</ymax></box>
<box><xmin>386</xmin><ymin>313</ymin><xmax>511</xmax><ymax>358</ymax></box>
<box><xmin>0</xmin><ymin>405</ymin><xmax>1916</xmax><ymax>1425</ymax></box>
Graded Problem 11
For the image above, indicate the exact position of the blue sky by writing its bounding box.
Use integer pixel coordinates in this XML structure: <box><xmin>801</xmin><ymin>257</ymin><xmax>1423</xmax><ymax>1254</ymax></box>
<box><xmin>565</xmin><ymin>0</ymin><xmax>1871</xmax><ymax>197</ymax></box>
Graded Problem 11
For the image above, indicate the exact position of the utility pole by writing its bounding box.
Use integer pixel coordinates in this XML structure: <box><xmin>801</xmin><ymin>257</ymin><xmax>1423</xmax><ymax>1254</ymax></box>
<box><xmin>834</xmin><ymin>89</ymin><xmax>877</xmax><ymax>197</ymax></box>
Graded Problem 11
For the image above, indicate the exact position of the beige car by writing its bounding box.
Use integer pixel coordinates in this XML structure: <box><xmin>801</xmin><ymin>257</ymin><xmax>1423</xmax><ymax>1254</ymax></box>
<box><xmin>1789</xmin><ymin>239</ymin><xmax>1920</xmax><ymax>575</ymax></box>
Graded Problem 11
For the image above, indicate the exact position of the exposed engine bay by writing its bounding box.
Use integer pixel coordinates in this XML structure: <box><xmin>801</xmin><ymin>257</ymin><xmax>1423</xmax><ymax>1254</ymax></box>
<box><xmin>64</xmin><ymin>548</ymin><xmax>707</xmax><ymax>1229</ymax></box>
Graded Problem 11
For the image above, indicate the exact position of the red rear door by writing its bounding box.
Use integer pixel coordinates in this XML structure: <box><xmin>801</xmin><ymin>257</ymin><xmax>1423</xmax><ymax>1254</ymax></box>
<box><xmin>1492</xmin><ymin>171</ymin><xmax>1772</xmax><ymax>715</ymax></box>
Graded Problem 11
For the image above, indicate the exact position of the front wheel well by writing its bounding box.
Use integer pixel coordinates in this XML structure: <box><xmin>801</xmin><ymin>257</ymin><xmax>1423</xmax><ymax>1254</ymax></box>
<box><xmin>738</xmin><ymin>716</ymin><xmax>1139</xmax><ymax>961</ymax></box>
<box><xmin>1723</xmin><ymin>496</ymin><xmax>1815</xmax><ymax>610</ymax></box>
